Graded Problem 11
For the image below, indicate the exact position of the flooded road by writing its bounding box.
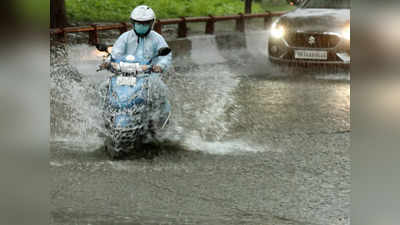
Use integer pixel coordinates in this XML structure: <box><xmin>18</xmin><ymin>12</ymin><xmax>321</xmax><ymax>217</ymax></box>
<box><xmin>50</xmin><ymin>31</ymin><xmax>350</xmax><ymax>225</ymax></box>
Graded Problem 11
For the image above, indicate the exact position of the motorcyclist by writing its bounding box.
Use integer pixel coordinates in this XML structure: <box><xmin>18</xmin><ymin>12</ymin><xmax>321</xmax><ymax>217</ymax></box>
<box><xmin>106</xmin><ymin>5</ymin><xmax>172</xmax><ymax>130</ymax></box>
<box><xmin>111</xmin><ymin>5</ymin><xmax>172</xmax><ymax>73</ymax></box>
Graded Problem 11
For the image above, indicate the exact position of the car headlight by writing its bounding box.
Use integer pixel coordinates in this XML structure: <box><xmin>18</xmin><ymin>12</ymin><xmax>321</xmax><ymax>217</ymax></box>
<box><xmin>270</xmin><ymin>20</ymin><xmax>285</xmax><ymax>39</ymax></box>
<box><xmin>342</xmin><ymin>24</ymin><xmax>350</xmax><ymax>40</ymax></box>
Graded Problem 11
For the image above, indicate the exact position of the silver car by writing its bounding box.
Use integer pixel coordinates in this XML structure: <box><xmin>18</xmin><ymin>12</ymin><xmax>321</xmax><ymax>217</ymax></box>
<box><xmin>268</xmin><ymin>0</ymin><xmax>350</xmax><ymax>65</ymax></box>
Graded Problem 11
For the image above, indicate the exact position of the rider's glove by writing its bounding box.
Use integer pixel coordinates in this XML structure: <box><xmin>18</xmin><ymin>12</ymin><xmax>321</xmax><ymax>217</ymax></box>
<box><xmin>105</xmin><ymin>55</ymin><xmax>111</xmax><ymax>63</ymax></box>
<box><xmin>140</xmin><ymin>65</ymin><xmax>150</xmax><ymax>72</ymax></box>
<box><xmin>111</xmin><ymin>62</ymin><xmax>120</xmax><ymax>71</ymax></box>
<box><xmin>152</xmin><ymin>65</ymin><xmax>163</xmax><ymax>73</ymax></box>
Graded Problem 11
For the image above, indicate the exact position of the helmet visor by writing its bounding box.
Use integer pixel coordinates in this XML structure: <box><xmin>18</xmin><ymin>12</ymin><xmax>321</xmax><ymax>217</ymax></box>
<box><xmin>131</xmin><ymin>19</ymin><xmax>153</xmax><ymax>26</ymax></box>
<box><xmin>131</xmin><ymin>19</ymin><xmax>153</xmax><ymax>35</ymax></box>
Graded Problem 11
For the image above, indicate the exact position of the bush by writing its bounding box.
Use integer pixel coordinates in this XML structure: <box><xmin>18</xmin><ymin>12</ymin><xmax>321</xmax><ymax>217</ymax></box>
<box><xmin>66</xmin><ymin>0</ymin><xmax>267</xmax><ymax>22</ymax></box>
<box><xmin>260</xmin><ymin>0</ymin><xmax>296</xmax><ymax>11</ymax></box>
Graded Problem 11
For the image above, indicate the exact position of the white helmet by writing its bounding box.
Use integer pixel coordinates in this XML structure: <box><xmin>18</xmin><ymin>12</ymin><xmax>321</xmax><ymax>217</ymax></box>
<box><xmin>130</xmin><ymin>5</ymin><xmax>156</xmax><ymax>22</ymax></box>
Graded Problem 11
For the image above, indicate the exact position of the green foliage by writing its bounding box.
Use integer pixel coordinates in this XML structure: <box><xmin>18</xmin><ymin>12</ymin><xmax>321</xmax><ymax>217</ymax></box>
<box><xmin>66</xmin><ymin>0</ymin><xmax>266</xmax><ymax>22</ymax></box>
<box><xmin>260</xmin><ymin>0</ymin><xmax>296</xmax><ymax>12</ymax></box>
<box><xmin>16</xmin><ymin>0</ymin><xmax>49</xmax><ymax>26</ymax></box>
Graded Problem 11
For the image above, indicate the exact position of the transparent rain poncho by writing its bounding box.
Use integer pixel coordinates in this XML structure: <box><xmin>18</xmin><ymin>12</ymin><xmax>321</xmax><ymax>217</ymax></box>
<box><xmin>111</xmin><ymin>30</ymin><xmax>172</xmax><ymax>71</ymax></box>
<box><xmin>100</xmin><ymin>30</ymin><xmax>172</xmax><ymax>131</ymax></box>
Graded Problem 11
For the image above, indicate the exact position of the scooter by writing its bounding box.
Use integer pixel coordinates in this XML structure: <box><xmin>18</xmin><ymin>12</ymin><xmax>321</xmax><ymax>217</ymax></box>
<box><xmin>96</xmin><ymin>44</ymin><xmax>172</xmax><ymax>159</ymax></box>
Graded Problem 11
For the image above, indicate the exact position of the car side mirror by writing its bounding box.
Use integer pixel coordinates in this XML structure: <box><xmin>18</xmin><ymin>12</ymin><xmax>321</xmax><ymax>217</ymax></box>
<box><xmin>96</xmin><ymin>44</ymin><xmax>110</xmax><ymax>53</ymax></box>
<box><xmin>157</xmin><ymin>47</ymin><xmax>171</xmax><ymax>56</ymax></box>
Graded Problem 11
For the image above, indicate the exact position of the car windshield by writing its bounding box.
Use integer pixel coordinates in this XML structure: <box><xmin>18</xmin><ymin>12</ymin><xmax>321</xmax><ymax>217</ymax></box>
<box><xmin>302</xmin><ymin>0</ymin><xmax>351</xmax><ymax>9</ymax></box>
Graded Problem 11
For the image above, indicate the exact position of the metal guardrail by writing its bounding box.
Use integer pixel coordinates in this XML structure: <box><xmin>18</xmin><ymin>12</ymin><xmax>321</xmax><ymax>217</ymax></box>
<box><xmin>50</xmin><ymin>11</ymin><xmax>287</xmax><ymax>45</ymax></box>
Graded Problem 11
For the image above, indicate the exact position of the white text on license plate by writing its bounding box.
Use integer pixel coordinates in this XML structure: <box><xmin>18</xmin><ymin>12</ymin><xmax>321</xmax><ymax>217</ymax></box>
<box><xmin>295</xmin><ymin>50</ymin><xmax>327</xmax><ymax>60</ymax></box>
<box><xmin>117</xmin><ymin>76</ymin><xmax>136</xmax><ymax>86</ymax></box>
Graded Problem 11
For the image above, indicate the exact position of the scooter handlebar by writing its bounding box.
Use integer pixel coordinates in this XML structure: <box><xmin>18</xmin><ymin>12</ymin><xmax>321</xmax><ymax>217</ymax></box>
<box><xmin>97</xmin><ymin>61</ymin><xmax>160</xmax><ymax>75</ymax></box>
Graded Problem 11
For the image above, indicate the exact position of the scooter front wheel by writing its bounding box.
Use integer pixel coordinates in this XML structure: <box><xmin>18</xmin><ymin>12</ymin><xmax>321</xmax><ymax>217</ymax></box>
<box><xmin>104</xmin><ymin>138</ymin><xmax>124</xmax><ymax>160</ymax></box>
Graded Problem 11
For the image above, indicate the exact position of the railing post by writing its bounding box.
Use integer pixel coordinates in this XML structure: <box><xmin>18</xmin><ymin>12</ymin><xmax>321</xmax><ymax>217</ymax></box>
<box><xmin>89</xmin><ymin>24</ymin><xmax>99</xmax><ymax>45</ymax></box>
<box><xmin>119</xmin><ymin>22</ymin><xmax>128</xmax><ymax>34</ymax></box>
<box><xmin>205</xmin><ymin>14</ymin><xmax>215</xmax><ymax>34</ymax></box>
<box><xmin>235</xmin><ymin>13</ymin><xmax>245</xmax><ymax>32</ymax></box>
<box><xmin>154</xmin><ymin>19</ymin><xmax>162</xmax><ymax>34</ymax></box>
<box><xmin>55</xmin><ymin>28</ymin><xmax>67</xmax><ymax>43</ymax></box>
<box><xmin>264</xmin><ymin>11</ymin><xmax>272</xmax><ymax>29</ymax></box>
<box><xmin>178</xmin><ymin>17</ymin><xmax>188</xmax><ymax>38</ymax></box>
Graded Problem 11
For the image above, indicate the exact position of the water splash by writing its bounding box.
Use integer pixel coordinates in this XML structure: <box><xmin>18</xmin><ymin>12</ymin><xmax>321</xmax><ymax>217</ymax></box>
<box><xmin>50</xmin><ymin>44</ymin><xmax>106</xmax><ymax>142</ymax></box>
<box><xmin>50</xmin><ymin>34</ymin><xmax>277</xmax><ymax>155</ymax></box>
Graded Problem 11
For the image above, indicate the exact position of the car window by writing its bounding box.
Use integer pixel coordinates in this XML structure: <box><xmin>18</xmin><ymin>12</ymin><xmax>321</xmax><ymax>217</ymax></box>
<box><xmin>302</xmin><ymin>0</ymin><xmax>351</xmax><ymax>9</ymax></box>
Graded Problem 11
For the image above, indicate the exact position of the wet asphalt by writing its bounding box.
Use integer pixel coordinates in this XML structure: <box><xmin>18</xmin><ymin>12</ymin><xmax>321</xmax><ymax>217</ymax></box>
<box><xmin>50</xmin><ymin>30</ymin><xmax>350</xmax><ymax>225</ymax></box>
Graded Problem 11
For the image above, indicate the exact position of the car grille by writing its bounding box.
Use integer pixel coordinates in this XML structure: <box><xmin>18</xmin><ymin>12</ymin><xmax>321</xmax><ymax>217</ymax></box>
<box><xmin>284</xmin><ymin>32</ymin><xmax>341</xmax><ymax>49</ymax></box>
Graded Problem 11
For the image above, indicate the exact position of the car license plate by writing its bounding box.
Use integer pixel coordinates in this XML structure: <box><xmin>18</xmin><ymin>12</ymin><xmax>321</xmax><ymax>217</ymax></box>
<box><xmin>117</xmin><ymin>76</ymin><xmax>136</xmax><ymax>86</ymax></box>
<box><xmin>295</xmin><ymin>50</ymin><xmax>327</xmax><ymax>60</ymax></box>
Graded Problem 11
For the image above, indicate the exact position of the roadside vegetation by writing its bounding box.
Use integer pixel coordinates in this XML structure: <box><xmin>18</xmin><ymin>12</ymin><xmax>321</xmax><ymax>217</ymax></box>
<box><xmin>259</xmin><ymin>0</ymin><xmax>296</xmax><ymax>12</ymax></box>
<box><xmin>66</xmin><ymin>0</ymin><xmax>295</xmax><ymax>22</ymax></box>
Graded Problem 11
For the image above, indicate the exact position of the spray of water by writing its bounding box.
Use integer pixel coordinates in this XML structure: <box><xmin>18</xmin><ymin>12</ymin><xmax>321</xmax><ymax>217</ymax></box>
<box><xmin>50</xmin><ymin>44</ymin><xmax>105</xmax><ymax>147</ymax></box>
<box><xmin>50</xmin><ymin>32</ymin><xmax>291</xmax><ymax>155</ymax></box>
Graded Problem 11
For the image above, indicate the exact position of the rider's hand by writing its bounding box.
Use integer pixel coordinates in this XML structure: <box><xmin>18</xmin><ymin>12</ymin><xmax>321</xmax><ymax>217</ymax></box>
<box><xmin>152</xmin><ymin>65</ymin><xmax>163</xmax><ymax>73</ymax></box>
<box><xmin>141</xmin><ymin>65</ymin><xmax>150</xmax><ymax>71</ymax></box>
<box><xmin>98</xmin><ymin>62</ymin><xmax>109</xmax><ymax>71</ymax></box>
<box><xmin>111</xmin><ymin>62</ymin><xmax>120</xmax><ymax>71</ymax></box>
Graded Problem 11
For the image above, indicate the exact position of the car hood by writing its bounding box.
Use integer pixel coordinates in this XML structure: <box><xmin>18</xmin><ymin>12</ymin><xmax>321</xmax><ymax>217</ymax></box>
<box><xmin>279</xmin><ymin>8</ymin><xmax>350</xmax><ymax>33</ymax></box>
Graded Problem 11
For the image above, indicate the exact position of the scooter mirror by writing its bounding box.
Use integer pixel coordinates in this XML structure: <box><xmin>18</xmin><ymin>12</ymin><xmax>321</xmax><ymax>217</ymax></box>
<box><xmin>157</xmin><ymin>47</ymin><xmax>171</xmax><ymax>56</ymax></box>
<box><xmin>96</xmin><ymin>44</ymin><xmax>110</xmax><ymax>53</ymax></box>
